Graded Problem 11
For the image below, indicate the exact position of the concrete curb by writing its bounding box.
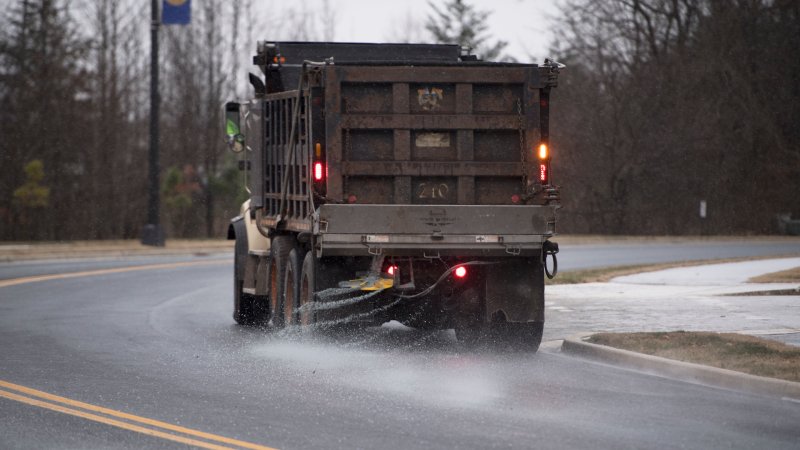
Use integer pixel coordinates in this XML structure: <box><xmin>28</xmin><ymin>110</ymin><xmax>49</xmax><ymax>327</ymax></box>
<box><xmin>561</xmin><ymin>336</ymin><xmax>800</xmax><ymax>400</ymax></box>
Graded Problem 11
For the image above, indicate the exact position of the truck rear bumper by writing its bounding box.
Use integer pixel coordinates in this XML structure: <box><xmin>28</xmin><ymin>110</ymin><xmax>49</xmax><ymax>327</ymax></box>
<box><xmin>314</xmin><ymin>204</ymin><xmax>557</xmax><ymax>256</ymax></box>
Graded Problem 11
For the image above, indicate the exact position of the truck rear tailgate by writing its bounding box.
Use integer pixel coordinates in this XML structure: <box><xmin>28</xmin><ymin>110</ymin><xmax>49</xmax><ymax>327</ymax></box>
<box><xmin>324</xmin><ymin>64</ymin><xmax>545</xmax><ymax>206</ymax></box>
<box><xmin>315</xmin><ymin>204</ymin><xmax>556</xmax><ymax>256</ymax></box>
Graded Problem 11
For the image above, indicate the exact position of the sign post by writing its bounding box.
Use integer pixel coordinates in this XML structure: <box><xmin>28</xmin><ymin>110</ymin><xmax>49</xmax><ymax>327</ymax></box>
<box><xmin>141</xmin><ymin>0</ymin><xmax>164</xmax><ymax>246</ymax></box>
<box><xmin>141</xmin><ymin>0</ymin><xmax>191</xmax><ymax>246</ymax></box>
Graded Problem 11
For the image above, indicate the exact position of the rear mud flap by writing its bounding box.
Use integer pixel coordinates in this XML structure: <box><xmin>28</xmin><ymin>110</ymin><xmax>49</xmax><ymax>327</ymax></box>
<box><xmin>485</xmin><ymin>257</ymin><xmax>544</xmax><ymax>323</ymax></box>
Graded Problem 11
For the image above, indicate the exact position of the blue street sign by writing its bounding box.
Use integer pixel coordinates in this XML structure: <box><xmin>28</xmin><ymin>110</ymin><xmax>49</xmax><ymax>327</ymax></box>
<box><xmin>162</xmin><ymin>0</ymin><xmax>191</xmax><ymax>25</ymax></box>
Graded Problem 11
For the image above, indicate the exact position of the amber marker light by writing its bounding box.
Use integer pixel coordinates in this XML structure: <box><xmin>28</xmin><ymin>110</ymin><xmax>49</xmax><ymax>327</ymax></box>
<box><xmin>538</xmin><ymin>143</ymin><xmax>548</xmax><ymax>160</ymax></box>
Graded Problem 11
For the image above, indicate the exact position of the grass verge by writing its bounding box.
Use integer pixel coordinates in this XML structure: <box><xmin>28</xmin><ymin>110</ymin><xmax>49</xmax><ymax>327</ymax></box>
<box><xmin>0</xmin><ymin>239</ymin><xmax>234</xmax><ymax>262</ymax></box>
<box><xmin>588</xmin><ymin>331</ymin><xmax>800</xmax><ymax>383</ymax></box>
<box><xmin>749</xmin><ymin>267</ymin><xmax>800</xmax><ymax>283</ymax></box>
<box><xmin>546</xmin><ymin>264</ymin><xmax>672</xmax><ymax>285</ymax></box>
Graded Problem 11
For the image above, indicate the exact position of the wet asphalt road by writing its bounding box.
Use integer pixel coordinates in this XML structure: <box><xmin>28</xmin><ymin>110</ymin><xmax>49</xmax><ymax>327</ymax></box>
<box><xmin>4</xmin><ymin>239</ymin><xmax>800</xmax><ymax>281</ymax></box>
<box><xmin>1</xmin><ymin>241</ymin><xmax>800</xmax><ymax>449</ymax></box>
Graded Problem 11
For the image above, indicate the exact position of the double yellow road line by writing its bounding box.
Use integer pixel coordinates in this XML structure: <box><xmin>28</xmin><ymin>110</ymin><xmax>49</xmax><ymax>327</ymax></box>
<box><xmin>1</xmin><ymin>259</ymin><xmax>268</xmax><ymax>447</ymax></box>
<box><xmin>0</xmin><ymin>380</ymin><xmax>276</xmax><ymax>449</ymax></box>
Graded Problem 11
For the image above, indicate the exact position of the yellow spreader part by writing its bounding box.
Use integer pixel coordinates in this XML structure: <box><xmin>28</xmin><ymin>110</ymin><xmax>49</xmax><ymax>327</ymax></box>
<box><xmin>339</xmin><ymin>275</ymin><xmax>394</xmax><ymax>291</ymax></box>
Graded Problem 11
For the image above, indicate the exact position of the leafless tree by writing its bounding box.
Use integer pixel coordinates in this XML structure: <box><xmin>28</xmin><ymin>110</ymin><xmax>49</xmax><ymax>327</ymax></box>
<box><xmin>551</xmin><ymin>0</ymin><xmax>800</xmax><ymax>234</ymax></box>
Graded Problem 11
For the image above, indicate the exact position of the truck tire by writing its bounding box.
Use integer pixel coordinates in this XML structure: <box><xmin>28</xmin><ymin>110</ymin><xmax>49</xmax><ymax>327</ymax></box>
<box><xmin>453</xmin><ymin>285</ymin><xmax>486</xmax><ymax>347</ymax></box>
<box><xmin>493</xmin><ymin>321</ymin><xmax>544</xmax><ymax>352</ymax></box>
<box><xmin>454</xmin><ymin>322</ymin><xmax>484</xmax><ymax>347</ymax></box>
<box><xmin>313</xmin><ymin>257</ymin><xmax>363</xmax><ymax>329</ymax></box>
<box><xmin>233</xmin><ymin>228</ymin><xmax>268</xmax><ymax>326</ymax></box>
<box><xmin>268</xmin><ymin>235</ymin><xmax>294</xmax><ymax>328</ymax></box>
<box><xmin>283</xmin><ymin>247</ymin><xmax>306</xmax><ymax>326</ymax></box>
<box><xmin>485</xmin><ymin>258</ymin><xmax>545</xmax><ymax>352</ymax></box>
<box><xmin>298</xmin><ymin>252</ymin><xmax>316</xmax><ymax>326</ymax></box>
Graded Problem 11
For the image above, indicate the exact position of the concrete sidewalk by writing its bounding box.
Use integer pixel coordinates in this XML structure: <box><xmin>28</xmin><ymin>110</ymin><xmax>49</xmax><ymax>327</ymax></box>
<box><xmin>0</xmin><ymin>239</ymin><xmax>233</xmax><ymax>262</ymax></box>
<box><xmin>545</xmin><ymin>257</ymin><xmax>800</xmax><ymax>346</ymax></box>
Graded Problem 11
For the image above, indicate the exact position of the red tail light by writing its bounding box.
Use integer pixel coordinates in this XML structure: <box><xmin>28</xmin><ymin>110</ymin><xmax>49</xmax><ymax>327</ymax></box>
<box><xmin>314</xmin><ymin>162</ymin><xmax>324</xmax><ymax>181</ymax></box>
<box><xmin>387</xmin><ymin>265</ymin><xmax>398</xmax><ymax>276</ymax></box>
<box><xmin>539</xmin><ymin>163</ymin><xmax>548</xmax><ymax>184</ymax></box>
<box><xmin>454</xmin><ymin>266</ymin><xmax>467</xmax><ymax>278</ymax></box>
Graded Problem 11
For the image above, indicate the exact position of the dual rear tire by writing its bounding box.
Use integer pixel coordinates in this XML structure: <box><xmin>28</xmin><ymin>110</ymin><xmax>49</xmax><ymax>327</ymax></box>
<box><xmin>267</xmin><ymin>236</ymin><xmax>293</xmax><ymax>327</ymax></box>
<box><xmin>267</xmin><ymin>236</ymin><xmax>315</xmax><ymax>329</ymax></box>
<box><xmin>282</xmin><ymin>247</ymin><xmax>314</xmax><ymax>326</ymax></box>
<box><xmin>455</xmin><ymin>318</ymin><xmax>544</xmax><ymax>352</ymax></box>
<box><xmin>453</xmin><ymin>273</ymin><xmax>544</xmax><ymax>352</ymax></box>
<box><xmin>491</xmin><ymin>321</ymin><xmax>544</xmax><ymax>351</ymax></box>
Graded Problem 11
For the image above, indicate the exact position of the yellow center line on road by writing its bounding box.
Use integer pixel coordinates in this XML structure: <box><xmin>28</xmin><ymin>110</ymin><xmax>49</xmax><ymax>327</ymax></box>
<box><xmin>0</xmin><ymin>259</ymin><xmax>231</xmax><ymax>288</ymax></box>
<box><xmin>0</xmin><ymin>380</ymin><xmax>277</xmax><ymax>450</ymax></box>
<box><xmin>0</xmin><ymin>389</ymin><xmax>233</xmax><ymax>450</ymax></box>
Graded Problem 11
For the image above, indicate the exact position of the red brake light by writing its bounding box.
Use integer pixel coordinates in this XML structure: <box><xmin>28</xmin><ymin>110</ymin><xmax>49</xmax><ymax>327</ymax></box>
<box><xmin>539</xmin><ymin>164</ymin><xmax>547</xmax><ymax>183</ymax></box>
<box><xmin>387</xmin><ymin>265</ymin><xmax>398</xmax><ymax>276</ymax></box>
<box><xmin>314</xmin><ymin>162</ymin><xmax>324</xmax><ymax>181</ymax></box>
<box><xmin>454</xmin><ymin>266</ymin><xmax>467</xmax><ymax>278</ymax></box>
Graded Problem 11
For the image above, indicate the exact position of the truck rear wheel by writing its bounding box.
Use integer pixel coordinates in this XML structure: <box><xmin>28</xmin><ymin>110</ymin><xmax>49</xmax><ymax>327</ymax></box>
<box><xmin>453</xmin><ymin>285</ymin><xmax>486</xmax><ymax>347</ymax></box>
<box><xmin>484</xmin><ymin>258</ymin><xmax>545</xmax><ymax>352</ymax></box>
<box><xmin>268</xmin><ymin>235</ymin><xmax>294</xmax><ymax>328</ymax></box>
<box><xmin>454</xmin><ymin>322</ymin><xmax>485</xmax><ymax>347</ymax></box>
<box><xmin>298</xmin><ymin>252</ymin><xmax>316</xmax><ymax>326</ymax></box>
<box><xmin>493</xmin><ymin>321</ymin><xmax>544</xmax><ymax>352</ymax></box>
<box><xmin>283</xmin><ymin>247</ymin><xmax>306</xmax><ymax>326</ymax></box>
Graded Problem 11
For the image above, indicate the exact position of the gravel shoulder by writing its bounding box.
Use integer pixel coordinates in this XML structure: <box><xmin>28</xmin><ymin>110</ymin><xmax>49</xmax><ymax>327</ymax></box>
<box><xmin>0</xmin><ymin>239</ymin><xmax>233</xmax><ymax>262</ymax></box>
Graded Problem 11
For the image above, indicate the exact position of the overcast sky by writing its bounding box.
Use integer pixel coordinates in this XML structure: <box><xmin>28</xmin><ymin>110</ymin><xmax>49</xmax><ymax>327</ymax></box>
<box><xmin>0</xmin><ymin>0</ymin><xmax>561</xmax><ymax>62</ymax></box>
<box><xmin>270</xmin><ymin>0</ymin><xmax>562</xmax><ymax>63</ymax></box>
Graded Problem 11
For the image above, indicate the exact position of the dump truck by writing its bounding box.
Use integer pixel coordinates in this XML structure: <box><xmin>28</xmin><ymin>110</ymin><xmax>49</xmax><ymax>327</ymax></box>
<box><xmin>225</xmin><ymin>41</ymin><xmax>561</xmax><ymax>350</ymax></box>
